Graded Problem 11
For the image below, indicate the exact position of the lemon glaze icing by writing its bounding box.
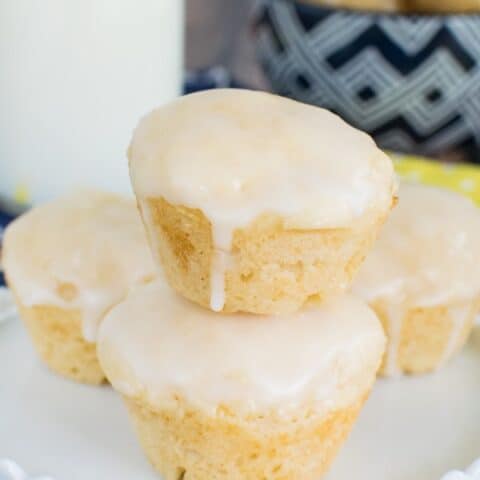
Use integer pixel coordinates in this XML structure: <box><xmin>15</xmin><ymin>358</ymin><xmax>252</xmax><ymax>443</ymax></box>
<box><xmin>98</xmin><ymin>280</ymin><xmax>386</xmax><ymax>416</ymax></box>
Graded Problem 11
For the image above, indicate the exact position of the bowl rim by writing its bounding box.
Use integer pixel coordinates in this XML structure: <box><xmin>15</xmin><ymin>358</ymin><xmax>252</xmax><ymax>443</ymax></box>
<box><xmin>292</xmin><ymin>0</ymin><xmax>480</xmax><ymax>19</ymax></box>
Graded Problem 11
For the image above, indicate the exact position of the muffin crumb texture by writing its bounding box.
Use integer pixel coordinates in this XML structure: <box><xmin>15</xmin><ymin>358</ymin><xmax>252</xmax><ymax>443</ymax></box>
<box><xmin>373</xmin><ymin>300</ymin><xmax>479</xmax><ymax>376</ymax></box>
<box><xmin>144</xmin><ymin>197</ymin><xmax>389</xmax><ymax>314</ymax></box>
<box><xmin>18</xmin><ymin>301</ymin><xmax>106</xmax><ymax>384</ymax></box>
<box><xmin>125</xmin><ymin>395</ymin><xmax>366</xmax><ymax>480</ymax></box>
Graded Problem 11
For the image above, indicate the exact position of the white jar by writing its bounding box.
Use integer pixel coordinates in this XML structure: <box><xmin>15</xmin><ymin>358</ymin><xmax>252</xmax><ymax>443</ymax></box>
<box><xmin>0</xmin><ymin>0</ymin><xmax>184</xmax><ymax>205</ymax></box>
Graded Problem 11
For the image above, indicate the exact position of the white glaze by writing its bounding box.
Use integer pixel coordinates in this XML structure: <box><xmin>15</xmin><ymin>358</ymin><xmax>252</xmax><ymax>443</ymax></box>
<box><xmin>2</xmin><ymin>191</ymin><xmax>155</xmax><ymax>342</ymax></box>
<box><xmin>128</xmin><ymin>89</ymin><xmax>396</xmax><ymax>311</ymax></box>
<box><xmin>383</xmin><ymin>304</ymin><xmax>404</xmax><ymax>377</ymax></box>
<box><xmin>209</xmin><ymin>250</ymin><xmax>233</xmax><ymax>311</ymax></box>
<box><xmin>98</xmin><ymin>280</ymin><xmax>385</xmax><ymax>416</ymax></box>
<box><xmin>353</xmin><ymin>183</ymin><xmax>480</xmax><ymax>308</ymax></box>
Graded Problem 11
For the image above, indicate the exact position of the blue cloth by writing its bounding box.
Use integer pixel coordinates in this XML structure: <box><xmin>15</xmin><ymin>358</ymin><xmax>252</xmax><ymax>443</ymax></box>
<box><xmin>184</xmin><ymin>67</ymin><xmax>246</xmax><ymax>94</ymax></box>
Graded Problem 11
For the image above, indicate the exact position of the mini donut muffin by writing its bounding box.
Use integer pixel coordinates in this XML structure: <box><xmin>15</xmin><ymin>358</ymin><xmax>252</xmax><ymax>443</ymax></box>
<box><xmin>301</xmin><ymin>0</ymin><xmax>402</xmax><ymax>12</ymax></box>
<box><xmin>97</xmin><ymin>280</ymin><xmax>385</xmax><ymax>480</ymax></box>
<box><xmin>129</xmin><ymin>89</ymin><xmax>396</xmax><ymax>314</ymax></box>
<box><xmin>353</xmin><ymin>183</ymin><xmax>480</xmax><ymax>376</ymax></box>
<box><xmin>2</xmin><ymin>191</ymin><xmax>155</xmax><ymax>384</ymax></box>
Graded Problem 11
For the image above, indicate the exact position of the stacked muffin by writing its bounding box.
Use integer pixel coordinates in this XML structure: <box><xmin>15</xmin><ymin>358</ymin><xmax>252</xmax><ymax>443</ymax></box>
<box><xmin>97</xmin><ymin>89</ymin><xmax>396</xmax><ymax>479</ymax></box>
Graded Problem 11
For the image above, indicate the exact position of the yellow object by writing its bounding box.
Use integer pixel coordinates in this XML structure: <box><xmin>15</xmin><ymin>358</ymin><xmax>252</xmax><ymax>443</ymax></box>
<box><xmin>13</xmin><ymin>184</ymin><xmax>30</xmax><ymax>205</ymax></box>
<box><xmin>392</xmin><ymin>154</ymin><xmax>480</xmax><ymax>206</ymax></box>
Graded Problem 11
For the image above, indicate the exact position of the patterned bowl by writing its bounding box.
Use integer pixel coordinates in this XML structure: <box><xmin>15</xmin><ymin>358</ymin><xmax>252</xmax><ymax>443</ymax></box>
<box><xmin>254</xmin><ymin>1</ymin><xmax>480</xmax><ymax>161</ymax></box>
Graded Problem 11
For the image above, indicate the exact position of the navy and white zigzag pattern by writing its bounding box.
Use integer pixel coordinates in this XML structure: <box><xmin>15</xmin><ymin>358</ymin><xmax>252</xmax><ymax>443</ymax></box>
<box><xmin>256</xmin><ymin>2</ymin><xmax>480</xmax><ymax>159</ymax></box>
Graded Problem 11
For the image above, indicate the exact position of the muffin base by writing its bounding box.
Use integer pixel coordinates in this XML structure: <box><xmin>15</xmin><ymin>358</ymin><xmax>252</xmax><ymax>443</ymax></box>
<box><xmin>140</xmin><ymin>197</ymin><xmax>392</xmax><ymax>315</ymax></box>
<box><xmin>124</xmin><ymin>394</ymin><xmax>368</xmax><ymax>480</ymax></box>
<box><xmin>372</xmin><ymin>299</ymin><xmax>479</xmax><ymax>376</ymax></box>
<box><xmin>17</xmin><ymin>301</ymin><xmax>105</xmax><ymax>384</ymax></box>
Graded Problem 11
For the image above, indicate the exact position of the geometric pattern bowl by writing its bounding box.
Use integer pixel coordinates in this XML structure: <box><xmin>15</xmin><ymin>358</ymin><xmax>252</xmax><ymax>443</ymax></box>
<box><xmin>255</xmin><ymin>0</ymin><xmax>480</xmax><ymax>161</ymax></box>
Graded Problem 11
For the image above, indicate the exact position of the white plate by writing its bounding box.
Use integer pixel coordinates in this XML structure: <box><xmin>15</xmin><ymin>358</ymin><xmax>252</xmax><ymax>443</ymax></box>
<box><xmin>1</xmin><ymin>318</ymin><xmax>479</xmax><ymax>480</ymax></box>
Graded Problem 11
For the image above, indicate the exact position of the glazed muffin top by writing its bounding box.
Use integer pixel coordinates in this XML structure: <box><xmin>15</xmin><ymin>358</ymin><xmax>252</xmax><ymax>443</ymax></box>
<box><xmin>353</xmin><ymin>183</ymin><xmax>480</xmax><ymax>307</ymax></box>
<box><xmin>129</xmin><ymin>89</ymin><xmax>396</xmax><ymax>250</ymax></box>
<box><xmin>98</xmin><ymin>280</ymin><xmax>385</xmax><ymax>416</ymax></box>
<box><xmin>2</xmin><ymin>191</ymin><xmax>155</xmax><ymax>342</ymax></box>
